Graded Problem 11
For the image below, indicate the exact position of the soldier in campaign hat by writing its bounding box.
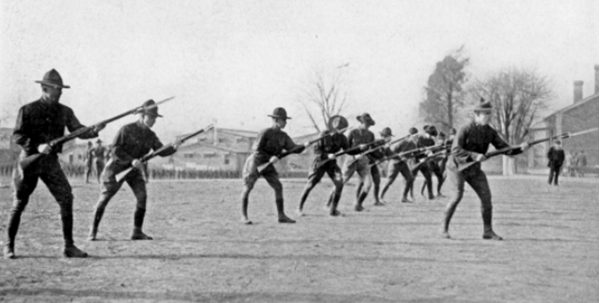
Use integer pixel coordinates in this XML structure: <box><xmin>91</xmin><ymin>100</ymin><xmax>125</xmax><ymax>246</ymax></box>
<box><xmin>297</xmin><ymin>115</ymin><xmax>349</xmax><ymax>216</ymax></box>
<box><xmin>3</xmin><ymin>69</ymin><xmax>105</xmax><ymax>259</ymax></box>
<box><xmin>332</xmin><ymin>113</ymin><xmax>378</xmax><ymax>212</ymax></box>
<box><xmin>441</xmin><ymin>98</ymin><xmax>529</xmax><ymax>240</ymax></box>
<box><xmin>419</xmin><ymin>125</ymin><xmax>446</xmax><ymax>198</ymax></box>
<box><xmin>355</xmin><ymin>126</ymin><xmax>394</xmax><ymax>206</ymax></box>
<box><xmin>380</xmin><ymin>127</ymin><xmax>420</xmax><ymax>203</ymax></box>
<box><xmin>88</xmin><ymin>99</ymin><xmax>183</xmax><ymax>241</ymax></box>
<box><xmin>240</xmin><ymin>107</ymin><xmax>307</xmax><ymax>224</ymax></box>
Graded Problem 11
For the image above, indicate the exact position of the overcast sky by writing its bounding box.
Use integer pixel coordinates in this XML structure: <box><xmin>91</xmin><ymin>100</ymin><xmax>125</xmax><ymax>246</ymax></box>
<box><xmin>1</xmin><ymin>0</ymin><xmax>598</xmax><ymax>141</ymax></box>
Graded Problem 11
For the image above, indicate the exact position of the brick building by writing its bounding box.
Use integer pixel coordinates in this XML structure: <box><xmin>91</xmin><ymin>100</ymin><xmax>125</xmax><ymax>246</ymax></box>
<box><xmin>528</xmin><ymin>65</ymin><xmax>599</xmax><ymax>173</ymax></box>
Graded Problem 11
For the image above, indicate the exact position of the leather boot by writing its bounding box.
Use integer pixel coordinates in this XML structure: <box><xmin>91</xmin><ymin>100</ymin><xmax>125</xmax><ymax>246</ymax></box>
<box><xmin>132</xmin><ymin>208</ymin><xmax>153</xmax><ymax>240</ymax></box>
<box><xmin>3</xmin><ymin>242</ymin><xmax>15</xmax><ymax>259</ymax></box>
<box><xmin>88</xmin><ymin>207</ymin><xmax>105</xmax><ymax>241</ymax></box>
<box><xmin>440</xmin><ymin>204</ymin><xmax>457</xmax><ymax>239</ymax></box>
<box><xmin>63</xmin><ymin>244</ymin><xmax>89</xmax><ymax>258</ymax></box>
<box><xmin>355</xmin><ymin>192</ymin><xmax>367</xmax><ymax>211</ymax></box>
<box><xmin>482</xmin><ymin>208</ymin><xmax>502</xmax><ymax>240</ymax></box>
<box><xmin>276</xmin><ymin>198</ymin><xmax>295</xmax><ymax>223</ymax></box>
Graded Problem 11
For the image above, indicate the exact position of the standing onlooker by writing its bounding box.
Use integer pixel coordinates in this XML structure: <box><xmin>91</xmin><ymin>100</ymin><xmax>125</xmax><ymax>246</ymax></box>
<box><xmin>546</xmin><ymin>140</ymin><xmax>565</xmax><ymax>186</ymax></box>
<box><xmin>84</xmin><ymin>141</ymin><xmax>94</xmax><ymax>183</ymax></box>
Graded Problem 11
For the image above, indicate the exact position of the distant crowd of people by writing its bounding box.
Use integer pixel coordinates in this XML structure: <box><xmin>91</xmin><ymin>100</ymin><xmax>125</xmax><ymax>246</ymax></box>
<box><xmin>564</xmin><ymin>150</ymin><xmax>588</xmax><ymax>178</ymax></box>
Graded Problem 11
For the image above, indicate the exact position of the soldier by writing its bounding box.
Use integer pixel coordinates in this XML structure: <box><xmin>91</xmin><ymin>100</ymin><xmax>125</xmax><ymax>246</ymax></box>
<box><xmin>355</xmin><ymin>127</ymin><xmax>393</xmax><ymax>206</ymax></box>
<box><xmin>440</xmin><ymin>98</ymin><xmax>529</xmax><ymax>240</ymax></box>
<box><xmin>240</xmin><ymin>107</ymin><xmax>307</xmax><ymax>224</ymax></box>
<box><xmin>88</xmin><ymin>100</ymin><xmax>182</xmax><ymax>241</ymax></box>
<box><xmin>546</xmin><ymin>140</ymin><xmax>565</xmax><ymax>186</ymax></box>
<box><xmin>84</xmin><ymin>141</ymin><xmax>94</xmax><ymax>183</ymax></box>
<box><xmin>297</xmin><ymin>115</ymin><xmax>349</xmax><ymax>217</ymax></box>
<box><xmin>380</xmin><ymin>127</ymin><xmax>419</xmax><ymax>203</ymax></box>
<box><xmin>419</xmin><ymin>126</ymin><xmax>446</xmax><ymax>197</ymax></box>
<box><xmin>90</xmin><ymin>139</ymin><xmax>107</xmax><ymax>183</ymax></box>
<box><xmin>413</xmin><ymin>125</ymin><xmax>436</xmax><ymax>200</ymax></box>
<box><xmin>337</xmin><ymin>113</ymin><xmax>377</xmax><ymax>212</ymax></box>
<box><xmin>4</xmin><ymin>69</ymin><xmax>105</xmax><ymax>259</ymax></box>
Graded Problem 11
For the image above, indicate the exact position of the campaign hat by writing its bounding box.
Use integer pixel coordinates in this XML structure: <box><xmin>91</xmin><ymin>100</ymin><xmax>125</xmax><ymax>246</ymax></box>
<box><xmin>327</xmin><ymin>115</ymin><xmax>349</xmax><ymax>131</ymax></box>
<box><xmin>474</xmin><ymin>98</ymin><xmax>493</xmax><ymax>112</ymax></box>
<box><xmin>409</xmin><ymin>127</ymin><xmax>418</xmax><ymax>135</ymax></box>
<box><xmin>268</xmin><ymin>107</ymin><xmax>291</xmax><ymax>120</ymax></box>
<box><xmin>141</xmin><ymin>99</ymin><xmax>163</xmax><ymax>117</ymax></box>
<box><xmin>380</xmin><ymin>127</ymin><xmax>393</xmax><ymax>137</ymax></box>
<box><xmin>35</xmin><ymin>69</ymin><xmax>70</xmax><ymax>89</ymax></box>
<box><xmin>356</xmin><ymin>113</ymin><xmax>375</xmax><ymax>126</ymax></box>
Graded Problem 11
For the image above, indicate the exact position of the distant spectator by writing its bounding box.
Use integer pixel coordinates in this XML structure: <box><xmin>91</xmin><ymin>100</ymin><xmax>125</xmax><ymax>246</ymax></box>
<box><xmin>546</xmin><ymin>140</ymin><xmax>565</xmax><ymax>186</ymax></box>
<box><xmin>576</xmin><ymin>150</ymin><xmax>587</xmax><ymax>177</ymax></box>
<box><xmin>564</xmin><ymin>151</ymin><xmax>574</xmax><ymax>177</ymax></box>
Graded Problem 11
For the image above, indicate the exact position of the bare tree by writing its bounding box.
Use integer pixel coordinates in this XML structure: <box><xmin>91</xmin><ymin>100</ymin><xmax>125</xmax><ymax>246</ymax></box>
<box><xmin>297</xmin><ymin>64</ymin><xmax>350</xmax><ymax>133</ymax></box>
<box><xmin>419</xmin><ymin>47</ymin><xmax>469</xmax><ymax>132</ymax></box>
<box><xmin>469</xmin><ymin>67</ymin><xmax>552</xmax><ymax>173</ymax></box>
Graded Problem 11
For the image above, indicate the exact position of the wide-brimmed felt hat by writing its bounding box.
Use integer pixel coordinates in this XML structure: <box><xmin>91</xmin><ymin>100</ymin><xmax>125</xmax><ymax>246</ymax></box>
<box><xmin>96</xmin><ymin>139</ymin><xmax>102</xmax><ymax>143</ymax></box>
<box><xmin>356</xmin><ymin>113</ymin><xmax>375</xmax><ymax>126</ymax></box>
<box><xmin>141</xmin><ymin>99</ymin><xmax>163</xmax><ymax>117</ymax></box>
<box><xmin>328</xmin><ymin>115</ymin><xmax>348</xmax><ymax>131</ymax></box>
<box><xmin>268</xmin><ymin>107</ymin><xmax>291</xmax><ymax>120</ymax></box>
<box><xmin>380</xmin><ymin>127</ymin><xmax>393</xmax><ymax>137</ymax></box>
<box><xmin>438</xmin><ymin>131</ymin><xmax>446</xmax><ymax>138</ymax></box>
<box><xmin>474</xmin><ymin>98</ymin><xmax>493</xmax><ymax>112</ymax></box>
<box><xmin>35</xmin><ymin>69</ymin><xmax>70</xmax><ymax>89</ymax></box>
<box><xmin>426</xmin><ymin>125</ymin><xmax>438</xmax><ymax>137</ymax></box>
<box><xmin>409</xmin><ymin>127</ymin><xmax>418</xmax><ymax>135</ymax></box>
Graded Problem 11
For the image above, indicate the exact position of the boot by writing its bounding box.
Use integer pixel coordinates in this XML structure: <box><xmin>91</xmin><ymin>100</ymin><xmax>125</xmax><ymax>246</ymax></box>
<box><xmin>132</xmin><ymin>208</ymin><xmax>153</xmax><ymax>240</ymax></box>
<box><xmin>275</xmin><ymin>198</ymin><xmax>295</xmax><ymax>223</ymax></box>
<box><xmin>482</xmin><ymin>208</ymin><xmax>502</xmax><ymax>240</ymax></box>
<box><xmin>354</xmin><ymin>192</ymin><xmax>367</xmax><ymax>211</ymax></box>
<box><xmin>440</xmin><ymin>204</ymin><xmax>457</xmax><ymax>239</ymax></box>
<box><xmin>87</xmin><ymin>207</ymin><xmax>105</xmax><ymax>241</ymax></box>
<box><xmin>3</xmin><ymin>243</ymin><xmax>15</xmax><ymax>259</ymax></box>
<box><xmin>63</xmin><ymin>244</ymin><xmax>89</xmax><ymax>258</ymax></box>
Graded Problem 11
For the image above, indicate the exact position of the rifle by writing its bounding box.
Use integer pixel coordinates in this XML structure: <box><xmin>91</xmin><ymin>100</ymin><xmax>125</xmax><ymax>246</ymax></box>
<box><xmin>411</xmin><ymin>149</ymin><xmax>447</xmax><ymax>173</ymax></box>
<box><xmin>115</xmin><ymin>124</ymin><xmax>214</xmax><ymax>182</ymax></box>
<box><xmin>369</xmin><ymin>143</ymin><xmax>447</xmax><ymax>167</ymax></box>
<box><xmin>458</xmin><ymin>127</ymin><xmax>599</xmax><ymax>172</ymax></box>
<box><xmin>20</xmin><ymin>97</ymin><xmax>176</xmax><ymax>169</ymax></box>
<box><xmin>314</xmin><ymin>137</ymin><xmax>388</xmax><ymax>168</ymax></box>
<box><xmin>346</xmin><ymin>134</ymin><xmax>410</xmax><ymax>167</ymax></box>
<box><xmin>256</xmin><ymin>126</ymin><xmax>349</xmax><ymax>173</ymax></box>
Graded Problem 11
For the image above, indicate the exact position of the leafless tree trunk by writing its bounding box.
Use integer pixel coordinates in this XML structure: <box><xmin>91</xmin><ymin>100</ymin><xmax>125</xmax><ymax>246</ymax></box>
<box><xmin>297</xmin><ymin>65</ymin><xmax>350</xmax><ymax>133</ymax></box>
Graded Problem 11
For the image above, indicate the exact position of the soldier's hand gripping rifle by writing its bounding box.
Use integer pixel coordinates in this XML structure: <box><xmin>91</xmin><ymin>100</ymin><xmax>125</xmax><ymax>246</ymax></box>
<box><xmin>256</xmin><ymin>126</ymin><xmax>349</xmax><ymax>173</ymax></box>
<box><xmin>20</xmin><ymin>97</ymin><xmax>176</xmax><ymax>169</ymax></box>
<box><xmin>115</xmin><ymin>124</ymin><xmax>214</xmax><ymax>182</ymax></box>
<box><xmin>458</xmin><ymin>127</ymin><xmax>599</xmax><ymax>172</ymax></box>
<box><xmin>411</xmin><ymin>149</ymin><xmax>447</xmax><ymax>173</ymax></box>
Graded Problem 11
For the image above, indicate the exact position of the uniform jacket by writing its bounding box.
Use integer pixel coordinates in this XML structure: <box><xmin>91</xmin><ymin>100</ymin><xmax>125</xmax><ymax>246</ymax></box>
<box><xmin>546</xmin><ymin>147</ymin><xmax>565</xmax><ymax>167</ymax></box>
<box><xmin>313</xmin><ymin>131</ymin><xmax>348</xmax><ymax>160</ymax></box>
<box><xmin>103</xmin><ymin>121</ymin><xmax>176</xmax><ymax>182</ymax></box>
<box><xmin>13</xmin><ymin>99</ymin><xmax>98</xmax><ymax>155</ymax></box>
<box><xmin>252</xmin><ymin>126</ymin><xmax>305</xmax><ymax>164</ymax></box>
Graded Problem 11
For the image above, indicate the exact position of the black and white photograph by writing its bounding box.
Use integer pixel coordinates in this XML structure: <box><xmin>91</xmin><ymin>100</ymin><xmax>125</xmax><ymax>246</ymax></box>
<box><xmin>0</xmin><ymin>0</ymin><xmax>598</xmax><ymax>302</ymax></box>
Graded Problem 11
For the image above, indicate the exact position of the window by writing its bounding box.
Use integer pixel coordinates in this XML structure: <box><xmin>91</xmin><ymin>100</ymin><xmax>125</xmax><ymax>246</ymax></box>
<box><xmin>224</xmin><ymin>155</ymin><xmax>230</xmax><ymax>165</ymax></box>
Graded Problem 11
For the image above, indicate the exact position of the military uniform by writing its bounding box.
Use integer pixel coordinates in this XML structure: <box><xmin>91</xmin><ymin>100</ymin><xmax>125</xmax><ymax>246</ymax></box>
<box><xmin>88</xmin><ymin>101</ymin><xmax>176</xmax><ymax>241</ymax></box>
<box><xmin>413</xmin><ymin>131</ymin><xmax>435</xmax><ymax>199</ymax></box>
<box><xmin>241</xmin><ymin>108</ymin><xmax>305</xmax><ymax>224</ymax></box>
<box><xmin>380</xmin><ymin>133</ymin><xmax>418</xmax><ymax>202</ymax></box>
<box><xmin>547</xmin><ymin>142</ymin><xmax>565</xmax><ymax>185</ymax></box>
<box><xmin>4</xmin><ymin>69</ymin><xmax>100</xmax><ymax>259</ymax></box>
<box><xmin>339</xmin><ymin>117</ymin><xmax>377</xmax><ymax>211</ymax></box>
<box><xmin>299</xmin><ymin>133</ymin><xmax>348</xmax><ymax>216</ymax></box>
<box><xmin>441</xmin><ymin>100</ymin><xmax>525</xmax><ymax>240</ymax></box>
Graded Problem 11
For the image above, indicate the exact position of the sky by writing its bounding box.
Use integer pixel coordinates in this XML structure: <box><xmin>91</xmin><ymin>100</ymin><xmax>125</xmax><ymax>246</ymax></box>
<box><xmin>1</xmin><ymin>0</ymin><xmax>598</xmax><ymax>142</ymax></box>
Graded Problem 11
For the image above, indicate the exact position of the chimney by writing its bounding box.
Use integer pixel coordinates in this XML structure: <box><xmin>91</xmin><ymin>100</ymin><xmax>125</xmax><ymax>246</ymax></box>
<box><xmin>595</xmin><ymin>64</ymin><xmax>599</xmax><ymax>94</ymax></box>
<box><xmin>573</xmin><ymin>81</ymin><xmax>583</xmax><ymax>103</ymax></box>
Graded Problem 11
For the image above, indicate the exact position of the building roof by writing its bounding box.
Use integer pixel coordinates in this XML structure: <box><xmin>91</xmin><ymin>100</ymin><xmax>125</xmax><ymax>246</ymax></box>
<box><xmin>544</xmin><ymin>92</ymin><xmax>599</xmax><ymax>120</ymax></box>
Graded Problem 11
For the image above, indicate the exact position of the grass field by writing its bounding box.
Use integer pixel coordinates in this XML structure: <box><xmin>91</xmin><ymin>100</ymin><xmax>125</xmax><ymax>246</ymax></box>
<box><xmin>0</xmin><ymin>175</ymin><xmax>597</xmax><ymax>302</ymax></box>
